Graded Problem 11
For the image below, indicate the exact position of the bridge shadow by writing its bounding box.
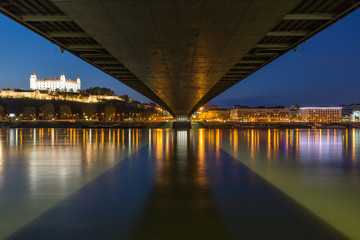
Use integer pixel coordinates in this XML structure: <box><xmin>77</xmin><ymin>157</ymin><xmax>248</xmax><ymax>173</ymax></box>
<box><xmin>8</xmin><ymin>145</ymin><xmax>156</xmax><ymax>240</ymax></box>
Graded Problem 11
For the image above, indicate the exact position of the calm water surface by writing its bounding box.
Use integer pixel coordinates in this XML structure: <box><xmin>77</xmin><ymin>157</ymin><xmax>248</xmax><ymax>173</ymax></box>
<box><xmin>0</xmin><ymin>128</ymin><xmax>359</xmax><ymax>239</ymax></box>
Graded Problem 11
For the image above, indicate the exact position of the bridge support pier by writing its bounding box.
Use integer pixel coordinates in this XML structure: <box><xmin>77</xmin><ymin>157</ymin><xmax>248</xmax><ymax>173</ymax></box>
<box><xmin>175</xmin><ymin>116</ymin><xmax>190</xmax><ymax>122</ymax></box>
<box><xmin>173</xmin><ymin>116</ymin><xmax>191</xmax><ymax>129</ymax></box>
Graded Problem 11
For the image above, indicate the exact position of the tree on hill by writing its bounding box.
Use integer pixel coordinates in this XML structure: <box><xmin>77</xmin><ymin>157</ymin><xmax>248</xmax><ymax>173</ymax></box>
<box><xmin>60</xmin><ymin>92</ymin><xmax>67</xmax><ymax>98</ymax></box>
<box><xmin>40</xmin><ymin>103</ymin><xmax>55</xmax><ymax>120</ymax></box>
<box><xmin>22</xmin><ymin>106</ymin><xmax>36</xmax><ymax>120</ymax></box>
<box><xmin>0</xmin><ymin>104</ymin><xmax>4</xmax><ymax>120</ymax></box>
<box><xmin>84</xmin><ymin>87</ymin><xmax>114</xmax><ymax>96</ymax></box>
<box><xmin>119</xmin><ymin>94</ymin><xmax>131</xmax><ymax>103</ymax></box>
<box><xmin>59</xmin><ymin>105</ymin><xmax>72</xmax><ymax>119</ymax></box>
<box><xmin>105</xmin><ymin>105</ymin><xmax>116</xmax><ymax>121</ymax></box>
<box><xmin>82</xmin><ymin>104</ymin><xmax>96</xmax><ymax>119</ymax></box>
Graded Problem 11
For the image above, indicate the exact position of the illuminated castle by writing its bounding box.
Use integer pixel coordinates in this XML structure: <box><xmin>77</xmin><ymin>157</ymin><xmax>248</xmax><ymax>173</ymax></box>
<box><xmin>30</xmin><ymin>72</ymin><xmax>81</xmax><ymax>92</ymax></box>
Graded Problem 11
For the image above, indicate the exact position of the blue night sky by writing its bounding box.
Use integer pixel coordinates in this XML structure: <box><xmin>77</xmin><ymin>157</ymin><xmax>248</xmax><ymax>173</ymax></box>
<box><xmin>0</xmin><ymin>9</ymin><xmax>360</xmax><ymax>108</ymax></box>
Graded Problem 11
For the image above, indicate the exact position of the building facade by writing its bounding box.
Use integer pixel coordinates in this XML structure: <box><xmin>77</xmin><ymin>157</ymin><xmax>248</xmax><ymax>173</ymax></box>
<box><xmin>230</xmin><ymin>106</ymin><xmax>290</xmax><ymax>122</ymax></box>
<box><xmin>299</xmin><ymin>107</ymin><xmax>342</xmax><ymax>123</ymax></box>
<box><xmin>350</xmin><ymin>111</ymin><xmax>360</xmax><ymax>122</ymax></box>
<box><xmin>30</xmin><ymin>73</ymin><xmax>80</xmax><ymax>92</ymax></box>
<box><xmin>341</xmin><ymin>104</ymin><xmax>360</xmax><ymax>122</ymax></box>
<box><xmin>198</xmin><ymin>108</ymin><xmax>229</xmax><ymax>121</ymax></box>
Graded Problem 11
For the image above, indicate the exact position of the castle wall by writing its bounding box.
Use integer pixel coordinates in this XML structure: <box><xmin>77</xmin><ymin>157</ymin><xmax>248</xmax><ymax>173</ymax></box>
<box><xmin>0</xmin><ymin>90</ymin><xmax>124</xmax><ymax>103</ymax></box>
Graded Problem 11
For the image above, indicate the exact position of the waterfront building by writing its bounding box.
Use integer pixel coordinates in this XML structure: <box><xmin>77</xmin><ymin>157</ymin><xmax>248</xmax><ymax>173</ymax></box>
<box><xmin>350</xmin><ymin>111</ymin><xmax>360</xmax><ymax>122</ymax></box>
<box><xmin>230</xmin><ymin>106</ymin><xmax>290</xmax><ymax>122</ymax></box>
<box><xmin>202</xmin><ymin>103</ymin><xmax>218</xmax><ymax>112</ymax></box>
<box><xmin>198</xmin><ymin>108</ymin><xmax>229</xmax><ymax>121</ymax></box>
<box><xmin>299</xmin><ymin>107</ymin><xmax>342</xmax><ymax>123</ymax></box>
<box><xmin>30</xmin><ymin>73</ymin><xmax>81</xmax><ymax>92</ymax></box>
<box><xmin>289</xmin><ymin>104</ymin><xmax>302</xmax><ymax>122</ymax></box>
<box><xmin>340</xmin><ymin>104</ymin><xmax>360</xmax><ymax>122</ymax></box>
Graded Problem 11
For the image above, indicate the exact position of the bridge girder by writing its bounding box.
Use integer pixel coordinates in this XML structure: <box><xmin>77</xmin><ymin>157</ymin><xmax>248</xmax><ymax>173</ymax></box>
<box><xmin>0</xmin><ymin>0</ymin><xmax>359</xmax><ymax>117</ymax></box>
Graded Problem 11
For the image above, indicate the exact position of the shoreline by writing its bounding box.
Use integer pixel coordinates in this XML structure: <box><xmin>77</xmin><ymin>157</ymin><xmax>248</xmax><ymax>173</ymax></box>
<box><xmin>199</xmin><ymin>122</ymin><xmax>360</xmax><ymax>129</ymax></box>
<box><xmin>0</xmin><ymin>121</ymin><xmax>170</xmax><ymax>129</ymax></box>
<box><xmin>0</xmin><ymin>121</ymin><xmax>360</xmax><ymax>129</ymax></box>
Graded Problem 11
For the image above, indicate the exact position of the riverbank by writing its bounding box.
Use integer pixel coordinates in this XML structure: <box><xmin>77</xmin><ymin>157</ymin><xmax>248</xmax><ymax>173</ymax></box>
<box><xmin>1</xmin><ymin>121</ymin><xmax>360</xmax><ymax>129</ymax></box>
<box><xmin>199</xmin><ymin>122</ymin><xmax>360</xmax><ymax>129</ymax></box>
<box><xmin>0</xmin><ymin>121</ymin><xmax>172</xmax><ymax>129</ymax></box>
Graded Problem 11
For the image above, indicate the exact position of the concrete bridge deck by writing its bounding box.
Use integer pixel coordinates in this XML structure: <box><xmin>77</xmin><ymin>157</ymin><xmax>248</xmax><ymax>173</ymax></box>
<box><xmin>1</xmin><ymin>0</ymin><xmax>359</xmax><ymax>116</ymax></box>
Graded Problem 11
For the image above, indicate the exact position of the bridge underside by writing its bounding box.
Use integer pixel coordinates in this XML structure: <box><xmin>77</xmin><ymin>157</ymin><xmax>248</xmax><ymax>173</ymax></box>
<box><xmin>1</xmin><ymin>0</ymin><xmax>359</xmax><ymax>116</ymax></box>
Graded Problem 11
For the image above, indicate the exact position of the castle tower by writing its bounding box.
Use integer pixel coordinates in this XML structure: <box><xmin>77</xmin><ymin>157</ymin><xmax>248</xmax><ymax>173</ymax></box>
<box><xmin>60</xmin><ymin>73</ymin><xmax>66</xmax><ymax>91</ymax></box>
<box><xmin>77</xmin><ymin>77</ymin><xmax>81</xmax><ymax>92</ymax></box>
<box><xmin>30</xmin><ymin>72</ymin><xmax>37</xmax><ymax>90</ymax></box>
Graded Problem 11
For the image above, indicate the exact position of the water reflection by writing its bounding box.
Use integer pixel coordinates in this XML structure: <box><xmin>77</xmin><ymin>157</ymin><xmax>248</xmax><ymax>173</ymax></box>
<box><xmin>0</xmin><ymin>130</ymin><xmax>3</xmax><ymax>190</ymax></box>
<box><xmin>0</xmin><ymin>128</ymin><xmax>144</xmax><ymax>239</ymax></box>
<box><xmin>227</xmin><ymin>129</ymin><xmax>359</xmax><ymax>164</ymax></box>
<box><xmin>131</xmin><ymin>129</ymin><xmax>229</xmax><ymax>240</ymax></box>
<box><xmin>224</xmin><ymin>128</ymin><xmax>360</xmax><ymax>239</ymax></box>
<box><xmin>0</xmin><ymin>128</ymin><xmax>359</xmax><ymax>239</ymax></box>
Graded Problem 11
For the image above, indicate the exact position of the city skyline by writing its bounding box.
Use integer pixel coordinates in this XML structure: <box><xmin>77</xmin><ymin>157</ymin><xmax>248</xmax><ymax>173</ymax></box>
<box><xmin>1</xmin><ymin>10</ymin><xmax>360</xmax><ymax>108</ymax></box>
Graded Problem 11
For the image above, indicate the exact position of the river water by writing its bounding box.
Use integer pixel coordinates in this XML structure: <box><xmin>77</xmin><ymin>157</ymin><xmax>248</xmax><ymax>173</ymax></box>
<box><xmin>0</xmin><ymin>128</ymin><xmax>359</xmax><ymax>239</ymax></box>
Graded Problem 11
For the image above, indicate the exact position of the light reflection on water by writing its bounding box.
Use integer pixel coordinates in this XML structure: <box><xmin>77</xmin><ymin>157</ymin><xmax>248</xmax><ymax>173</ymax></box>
<box><xmin>0</xmin><ymin>128</ymin><xmax>144</xmax><ymax>239</ymax></box>
<box><xmin>224</xmin><ymin>128</ymin><xmax>360</xmax><ymax>239</ymax></box>
<box><xmin>0</xmin><ymin>128</ymin><xmax>359</xmax><ymax>239</ymax></box>
<box><xmin>225</xmin><ymin>128</ymin><xmax>359</xmax><ymax>165</ymax></box>
<box><xmin>225</xmin><ymin>128</ymin><xmax>360</xmax><ymax>188</ymax></box>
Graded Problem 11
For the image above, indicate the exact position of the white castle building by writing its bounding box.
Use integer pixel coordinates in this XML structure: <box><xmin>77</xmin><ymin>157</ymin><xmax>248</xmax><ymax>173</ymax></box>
<box><xmin>30</xmin><ymin>72</ymin><xmax>81</xmax><ymax>92</ymax></box>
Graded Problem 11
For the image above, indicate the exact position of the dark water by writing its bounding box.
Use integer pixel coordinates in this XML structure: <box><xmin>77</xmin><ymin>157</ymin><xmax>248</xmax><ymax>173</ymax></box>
<box><xmin>0</xmin><ymin>128</ymin><xmax>359</xmax><ymax>239</ymax></box>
